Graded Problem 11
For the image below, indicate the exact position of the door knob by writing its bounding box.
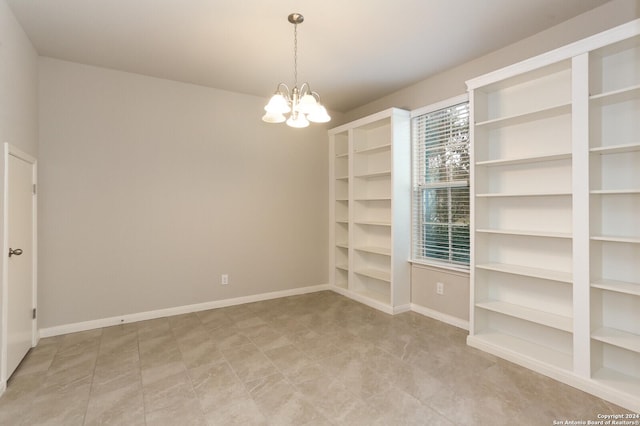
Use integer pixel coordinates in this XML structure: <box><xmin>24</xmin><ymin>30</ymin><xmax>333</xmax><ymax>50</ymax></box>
<box><xmin>8</xmin><ymin>248</ymin><xmax>23</xmax><ymax>257</ymax></box>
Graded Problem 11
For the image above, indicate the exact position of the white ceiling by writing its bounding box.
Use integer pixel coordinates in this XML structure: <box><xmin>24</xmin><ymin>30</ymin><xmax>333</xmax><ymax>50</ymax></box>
<box><xmin>7</xmin><ymin>0</ymin><xmax>609</xmax><ymax>113</ymax></box>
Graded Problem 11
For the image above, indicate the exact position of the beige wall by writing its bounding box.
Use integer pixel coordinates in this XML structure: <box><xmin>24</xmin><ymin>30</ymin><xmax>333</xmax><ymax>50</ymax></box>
<box><xmin>0</xmin><ymin>0</ymin><xmax>38</xmax><ymax>156</ymax></box>
<box><xmin>38</xmin><ymin>58</ymin><xmax>333</xmax><ymax>328</ymax></box>
<box><xmin>411</xmin><ymin>265</ymin><xmax>469</xmax><ymax>322</ymax></box>
<box><xmin>350</xmin><ymin>0</ymin><xmax>640</xmax><ymax>323</ymax></box>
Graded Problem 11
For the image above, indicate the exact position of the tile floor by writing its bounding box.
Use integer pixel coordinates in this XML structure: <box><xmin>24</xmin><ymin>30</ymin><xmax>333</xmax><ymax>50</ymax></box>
<box><xmin>0</xmin><ymin>291</ymin><xmax>630</xmax><ymax>425</ymax></box>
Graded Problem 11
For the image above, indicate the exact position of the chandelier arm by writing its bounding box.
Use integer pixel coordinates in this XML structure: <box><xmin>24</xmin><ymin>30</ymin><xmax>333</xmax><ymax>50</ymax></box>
<box><xmin>275</xmin><ymin>82</ymin><xmax>291</xmax><ymax>97</ymax></box>
<box><xmin>299</xmin><ymin>82</ymin><xmax>311</xmax><ymax>95</ymax></box>
<box><xmin>310</xmin><ymin>90</ymin><xmax>321</xmax><ymax>101</ymax></box>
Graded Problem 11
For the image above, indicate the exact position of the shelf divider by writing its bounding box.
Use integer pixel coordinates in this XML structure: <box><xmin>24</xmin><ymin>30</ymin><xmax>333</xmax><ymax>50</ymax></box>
<box><xmin>475</xmin><ymin>262</ymin><xmax>572</xmax><ymax>283</ymax></box>
<box><xmin>476</xmin><ymin>228</ymin><xmax>572</xmax><ymax>239</ymax></box>
<box><xmin>475</xmin><ymin>103</ymin><xmax>571</xmax><ymax>129</ymax></box>
<box><xmin>476</xmin><ymin>152</ymin><xmax>571</xmax><ymax>167</ymax></box>
<box><xmin>476</xmin><ymin>301</ymin><xmax>573</xmax><ymax>332</ymax></box>
<box><xmin>591</xmin><ymin>279</ymin><xmax>640</xmax><ymax>297</ymax></box>
<box><xmin>591</xmin><ymin>327</ymin><xmax>640</xmax><ymax>353</ymax></box>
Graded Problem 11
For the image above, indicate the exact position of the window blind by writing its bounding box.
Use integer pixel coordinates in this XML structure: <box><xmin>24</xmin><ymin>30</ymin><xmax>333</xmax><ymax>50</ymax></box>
<box><xmin>412</xmin><ymin>101</ymin><xmax>470</xmax><ymax>268</ymax></box>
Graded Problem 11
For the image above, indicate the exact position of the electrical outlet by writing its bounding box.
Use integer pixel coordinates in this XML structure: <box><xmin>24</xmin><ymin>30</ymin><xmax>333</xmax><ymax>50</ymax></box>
<box><xmin>436</xmin><ymin>282</ymin><xmax>444</xmax><ymax>295</ymax></box>
<box><xmin>221</xmin><ymin>274</ymin><xmax>229</xmax><ymax>285</ymax></box>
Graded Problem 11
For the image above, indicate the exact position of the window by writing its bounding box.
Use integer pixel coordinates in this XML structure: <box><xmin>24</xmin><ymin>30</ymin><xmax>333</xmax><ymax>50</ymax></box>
<box><xmin>412</xmin><ymin>96</ymin><xmax>470</xmax><ymax>269</ymax></box>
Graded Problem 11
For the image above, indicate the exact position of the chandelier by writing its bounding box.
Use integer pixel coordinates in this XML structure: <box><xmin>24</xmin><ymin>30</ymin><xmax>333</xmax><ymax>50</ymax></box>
<box><xmin>262</xmin><ymin>13</ymin><xmax>331</xmax><ymax>128</ymax></box>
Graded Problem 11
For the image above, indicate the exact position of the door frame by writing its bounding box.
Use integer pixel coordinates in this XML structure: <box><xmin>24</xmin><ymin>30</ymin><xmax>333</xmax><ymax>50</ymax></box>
<box><xmin>1</xmin><ymin>143</ymin><xmax>37</xmax><ymax>392</ymax></box>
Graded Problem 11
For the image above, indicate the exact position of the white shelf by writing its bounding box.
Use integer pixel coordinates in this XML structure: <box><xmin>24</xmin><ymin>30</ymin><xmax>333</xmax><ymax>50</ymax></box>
<box><xmin>476</xmin><ymin>263</ymin><xmax>572</xmax><ymax>283</ymax></box>
<box><xmin>591</xmin><ymin>235</ymin><xmax>640</xmax><ymax>244</ymax></box>
<box><xmin>590</xmin><ymin>84</ymin><xmax>640</xmax><ymax>106</ymax></box>
<box><xmin>335</xmin><ymin>175</ymin><xmax>349</xmax><ymax>180</ymax></box>
<box><xmin>354</xmin><ymin>196</ymin><xmax>391</xmax><ymax>201</ymax></box>
<box><xmin>590</xmin><ymin>189</ymin><xmax>640</xmax><ymax>195</ymax></box>
<box><xmin>335</xmin><ymin>152</ymin><xmax>349</xmax><ymax>158</ymax></box>
<box><xmin>354</xmin><ymin>268</ymin><xmax>391</xmax><ymax>283</ymax></box>
<box><xmin>354</xmin><ymin>170</ymin><xmax>391</xmax><ymax>179</ymax></box>
<box><xmin>476</xmin><ymin>191</ymin><xmax>572</xmax><ymax>198</ymax></box>
<box><xmin>475</xmin><ymin>103</ymin><xmax>571</xmax><ymax>129</ymax></box>
<box><xmin>592</xmin><ymin>368</ymin><xmax>640</xmax><ymax>401</ymax></box>
<box><xmin>591</xmin><ymin>279</ymin><xmax>640</xmax><ymax>297</ymax></box>
<box><xmin>354</xmin><ymin>144</ymin><xmax>391</xmax><ymax>154</ymax></box>
<box><xmin>469</xmin><ymin>332</ymin><xmax>573</xmax><ymax>371</ymax></box>
<box><xmin>476</xmin><ymin>228</ymin><xmax>572</xmax><ymax>239</ymax></box>
<box><xmin>335</xmin><ymin>264</ymin><xmax>348</xmax><ymax>271</ymax></box>
<box><xmin>592</xmin><ymin>327</ymin><xmax>640</xmax><ymax>353</ymax></box>
<box><xmin>476</xmin><ymin>152</ymin><xmax>572</xmax><ymax>167</ymax></box>
<box><xmin>354</xmin><ymin>221</ymin><xmax>391</xmax><ymax>227</ymax></box>
<box><xmin>476</xmin><ymin>301</ymin><xmax>572</xmax><ymax>332</ymax></box>
<box><xmin>336</xmin><ymin>242</ymin><xmax>349</xmax><ymax>249</ymax></box>
<box><xmin>590</xmin><ymin>142</ymin><xmax>640</xmax><ymax>155</ymax></box>
<box><xmin>335</xmin><ymin>219</ymin><xmax>348</xmax><ymax>224</ymax></box>
<box><xmin>354</xmin><ymin>246</ymin><xmax>391</xmax><ymax>256</ymax></box>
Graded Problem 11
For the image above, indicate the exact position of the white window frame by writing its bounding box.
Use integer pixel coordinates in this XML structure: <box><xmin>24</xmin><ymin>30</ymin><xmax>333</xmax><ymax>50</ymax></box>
<box><xmin>410</xmin><ymin>93</ymin><xmax>470</xmax><ymax>272</ymax></box>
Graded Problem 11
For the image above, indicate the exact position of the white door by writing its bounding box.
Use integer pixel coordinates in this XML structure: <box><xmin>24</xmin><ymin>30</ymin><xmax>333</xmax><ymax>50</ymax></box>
<box><xmin>4</xmin><ymin>146</ymin><xmax>36</xmax><ymax>380</ymax></box>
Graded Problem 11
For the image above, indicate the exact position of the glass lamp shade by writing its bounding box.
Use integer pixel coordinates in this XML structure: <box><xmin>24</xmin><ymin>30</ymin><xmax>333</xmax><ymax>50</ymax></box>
<box><xmin>262</xmin><ymin>111</ymin><xmax>286</xmax><ymax>123</ymax></box>
<box><xmin>307</xmin><ymin>104</ymin><xmax>331</xmax><ymax>123</ymax></box>
<box><xmin>297</xmin><ymin>93</ymin><xmax>318</xmax><ymax>114</ymax></box>
<box><xmin>264</xmin><ymin>94</ymin><xmax>291</xmax><ymax>114</ymax></box>
<box><xmin>286</xmin><ymin>113</ymin><xmax>310</xmax><ymax>128</ymax></box>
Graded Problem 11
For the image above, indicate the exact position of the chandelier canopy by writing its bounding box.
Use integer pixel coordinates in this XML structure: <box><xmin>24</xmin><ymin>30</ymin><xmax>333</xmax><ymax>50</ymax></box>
<box><xmin>262</xmin><ymin>13</ymin><xmax>331</xmax><ymax>128</ymax></box>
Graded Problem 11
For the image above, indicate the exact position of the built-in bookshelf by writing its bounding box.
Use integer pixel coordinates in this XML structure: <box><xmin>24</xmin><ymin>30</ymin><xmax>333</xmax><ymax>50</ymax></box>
<box><xmin>588</xmin><ymin>30</ymin><xmax>640</xmax><ymax>407</ymax></box>
<box><xmin>467</xmin><ymin>20</ymin><xmax>640</xmax><ymax>413</ymax></box>
<box><xmin>330</xmin><ymin>129</ymin><xmax>350</xmax><ymax>290</ymax></box>
<box><xmin>328</xmin><ymin>108</ymin><xmax>410</xmax><ymax>314</ymax></box>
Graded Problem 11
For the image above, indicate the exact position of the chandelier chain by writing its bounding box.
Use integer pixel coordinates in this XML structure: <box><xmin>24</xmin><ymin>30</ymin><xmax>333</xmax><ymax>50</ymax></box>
<box><xmin>293</xmin><ymin>22</ymin><xmax>298</xmax><ymax>88</ymax></box>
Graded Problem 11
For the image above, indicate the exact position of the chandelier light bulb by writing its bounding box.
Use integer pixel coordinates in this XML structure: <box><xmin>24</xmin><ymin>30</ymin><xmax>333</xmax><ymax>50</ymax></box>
<box><xmin>307</xmin><ymin>104</ymin><xmax>331</xmax><ymax>123</ymax></box>
<box><xmin>297</xmin><ymin>93</ymin><xmax>318</xmax><ymax>114</ymax></box>
<box><xmin>264</xmin><ymin>93</ymin><xmax>291</xmax><ymax>114</ymax></box>
<box><xmin>286</xmin><ymin>112</ymin><xmax>310</xmax><ymax>128</ymax></box>
<box><xmin>262</xmin><ymin>111</ymin><xmax>286</xmax><ymax>123</ymax></box>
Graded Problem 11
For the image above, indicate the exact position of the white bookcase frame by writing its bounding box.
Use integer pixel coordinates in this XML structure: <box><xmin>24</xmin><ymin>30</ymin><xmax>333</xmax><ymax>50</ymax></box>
<box><xmin>467</xmin><ymin>19</ymin><xmax>640</xmax><ymax>413</ymax></box>
<box><xmin>328</xmin><ymin>108</ymin><xmax>411</xmax><ymax>314</ymax></box>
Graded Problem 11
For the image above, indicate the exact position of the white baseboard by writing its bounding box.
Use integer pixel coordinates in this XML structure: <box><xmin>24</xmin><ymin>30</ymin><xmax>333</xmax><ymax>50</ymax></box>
<box><xmin>393</xmin><ymin>304</ymin><xmax>412</xmax><ymax>315</ymax></box>
<box><xmin>467</xmin><ymin>335</ymin><xmax>640</xmax><ymax>413</ymax></box>
<box><xmin>39</xmin><ymin>284</ymin><xmax>330</xmax><ymax>338</ymax></box>
<box><xmin>330</xmin><ymin>286</ymin><xmax>395</xmax><ymax>315</ymax></box>
<box><xmin>410</xmin><ymin>303</ymin><xmax>469</xmax><ymax>330</ymax></box>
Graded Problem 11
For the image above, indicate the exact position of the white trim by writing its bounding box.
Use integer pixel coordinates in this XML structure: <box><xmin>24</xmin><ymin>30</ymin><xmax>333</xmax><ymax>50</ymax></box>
<box><xmin>1</xmin><ymin>143</ymin><xmax>37</xmax><ymax>388</ymax></box>
<box><xmin>330</xmin><ymin>286</ymin><xmax>394</xmax><ymax>315</ymax></box>
<box><xmin>328</xmin><ymin>107</ymin><xmax>404</xmax><ymax>134</ymax></box>
<box><xmin>410</xmin><ymin>303</ymin><xmax>469</xmax><ymax>330</ymax></box>
<box><xmin>39</xmin><ymin>284</ymin><xmax>330</xmax><ymax>338</ymax></box>
<box><xmin>393</xmin><ymin>303</ymin><xmax>412</xmax><ymax>315</ymax></box>
<box><xmin>467</xmin><ymin>335</ymin><xmax>640</xmax><ymax>413</ymax></box>
<box><xmin>1</xmin><ymin>145</ymin><xmax>8</xmax><ymax>393</ymax></box>
<box><xmin>410</xmin><ymin>93</ymin><xmax>469</xmax><ymax>118</ymax></box>
<box><xmin>466</xmin><ymin>19</ymin><xmax>640</xmax><ymax>90</ymax></box>
<box><xmin>409</xmin><ymin>259</ymin><xmax>470</xmax><ymax>275</ymax></box>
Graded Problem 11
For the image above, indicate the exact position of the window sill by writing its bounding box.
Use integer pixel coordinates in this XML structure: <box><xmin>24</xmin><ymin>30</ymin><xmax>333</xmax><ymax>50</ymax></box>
<box><xmin>410</xmin><ymin>259</ymin><xmax>470</xmax><ymax>275</ymax></box>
